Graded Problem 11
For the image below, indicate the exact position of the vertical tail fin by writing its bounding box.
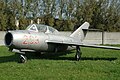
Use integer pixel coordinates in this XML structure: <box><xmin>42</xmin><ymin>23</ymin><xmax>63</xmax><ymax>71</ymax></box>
<box><xmin>70</xmin><ymin>22</ymin><xmax>90</xmax><ymax>42</ymax></box>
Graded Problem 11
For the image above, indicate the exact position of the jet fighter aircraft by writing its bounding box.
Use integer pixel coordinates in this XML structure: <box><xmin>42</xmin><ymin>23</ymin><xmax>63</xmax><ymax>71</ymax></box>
<box><xmin>4</xmin><ymin>22</ymin><xmax>120</xmax><ymax>63</ymax></box>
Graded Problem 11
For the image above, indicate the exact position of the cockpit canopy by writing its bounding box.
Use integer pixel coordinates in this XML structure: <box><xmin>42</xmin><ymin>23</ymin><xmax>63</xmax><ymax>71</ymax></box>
<box><xmin>26</xmin><ymin>24</ymin><xmax>58</xmax><ymax>33</ymax></box>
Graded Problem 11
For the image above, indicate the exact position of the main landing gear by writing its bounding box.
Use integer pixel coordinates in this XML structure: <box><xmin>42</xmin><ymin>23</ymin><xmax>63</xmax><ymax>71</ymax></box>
<box><xmin>75</xmin><ymin>46</ymin><xmax>82</xmax><ymax>61</ymax></box>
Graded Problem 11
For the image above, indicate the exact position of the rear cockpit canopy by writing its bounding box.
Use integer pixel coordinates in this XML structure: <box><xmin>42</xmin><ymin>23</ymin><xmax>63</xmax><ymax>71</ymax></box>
<box><xmin>26</xmin><ymin>24</ymin><xmax>58</xmax><ymax>33</ymax></box>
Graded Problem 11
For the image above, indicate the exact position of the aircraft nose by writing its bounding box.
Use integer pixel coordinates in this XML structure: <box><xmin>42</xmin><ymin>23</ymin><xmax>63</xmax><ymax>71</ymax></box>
<box><xmin>4</xmin><ymin>32</ymin><xmax>13</xmax><ymax>47</ymax></box>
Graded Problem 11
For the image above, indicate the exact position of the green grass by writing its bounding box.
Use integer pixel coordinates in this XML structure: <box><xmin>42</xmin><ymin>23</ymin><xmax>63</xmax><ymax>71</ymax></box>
<box><xmin>0</xmin><ymin>46</ymin><xmax>120</xmax><ymax>80</ymax></box>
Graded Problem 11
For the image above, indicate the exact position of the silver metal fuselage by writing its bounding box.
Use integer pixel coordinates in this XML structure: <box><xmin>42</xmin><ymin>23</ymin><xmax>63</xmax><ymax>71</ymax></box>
<box><xmin>5</xmin><ymin>30</ymin><xmax>72</xmax><ymax>52</ymax></box>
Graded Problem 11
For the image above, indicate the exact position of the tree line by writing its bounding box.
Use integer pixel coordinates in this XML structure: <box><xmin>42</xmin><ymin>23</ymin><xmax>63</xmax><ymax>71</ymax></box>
<box><xmin>0</xmin><ymin>0</ymin><xmax>120</xmax><ymax>31</ymax></box>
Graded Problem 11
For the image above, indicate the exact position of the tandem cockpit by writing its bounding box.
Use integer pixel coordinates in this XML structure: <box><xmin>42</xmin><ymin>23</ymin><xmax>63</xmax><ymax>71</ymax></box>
<box><xmin>26</xmin><ymin>24</ymin><xmax>58</xmax><ymax>33</ymax></box>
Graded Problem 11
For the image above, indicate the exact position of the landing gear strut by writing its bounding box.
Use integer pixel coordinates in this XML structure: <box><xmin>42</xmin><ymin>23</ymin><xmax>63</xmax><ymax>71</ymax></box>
<box><xmin>19</xmin><ymin>54</ymin><xmax>27</xmax><ymax>63</ymax></box>
<box><xmin>75</xmin><ymin>46</ymin><xmax>82</xmax><ymax>61</ymax></box>
<box><xmin>8</xmin><ymin>48</ymin><xmax>13</xmax><ymax>52</ymax></box>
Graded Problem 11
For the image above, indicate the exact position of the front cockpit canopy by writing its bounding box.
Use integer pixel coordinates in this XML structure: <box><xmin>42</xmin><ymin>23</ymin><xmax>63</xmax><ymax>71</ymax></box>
<box><xmin>26</xmin><ymin>24</ymin><xmax>58</xmax><ymax>33</ymax></box>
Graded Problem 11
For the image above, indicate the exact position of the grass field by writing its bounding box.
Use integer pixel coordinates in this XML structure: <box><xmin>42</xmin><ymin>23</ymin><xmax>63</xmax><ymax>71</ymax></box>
<box><xmin>0</xmin><ymin>46</ymin><xmax>120</xmax><ymax>80</ymax></box>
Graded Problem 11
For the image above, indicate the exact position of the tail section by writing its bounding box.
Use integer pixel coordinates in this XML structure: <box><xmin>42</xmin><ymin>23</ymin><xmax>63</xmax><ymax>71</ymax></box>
<box><xmin>70</xmin><ymin>22</ymin><xmax>90</xmax><ymax>42</ymax></box>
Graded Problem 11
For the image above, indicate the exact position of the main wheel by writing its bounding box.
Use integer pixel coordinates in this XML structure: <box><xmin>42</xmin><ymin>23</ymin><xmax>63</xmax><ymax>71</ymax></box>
<box><xmin>75</xmin><ymin>53</ymin><xmax>81</xmax><ymax>61</ymax></box>
<box><xmin>75</xmin><ymin>46</ymin><xmax>82</xmax><ymax>61</ymax></box>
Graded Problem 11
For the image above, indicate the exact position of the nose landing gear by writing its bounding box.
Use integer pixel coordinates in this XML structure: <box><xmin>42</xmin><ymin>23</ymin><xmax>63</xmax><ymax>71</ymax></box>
<box><xmin>19</xmin><ymin>54</ymin><xmax>27</xmax><ymax>63</ymax></box>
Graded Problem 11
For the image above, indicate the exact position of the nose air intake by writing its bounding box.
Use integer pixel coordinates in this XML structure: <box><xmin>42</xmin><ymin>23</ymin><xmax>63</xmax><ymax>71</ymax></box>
<box><xmin>5</xmin><ymin>32</ymin><xmax>13</xmax><ymax>46</ymax></box>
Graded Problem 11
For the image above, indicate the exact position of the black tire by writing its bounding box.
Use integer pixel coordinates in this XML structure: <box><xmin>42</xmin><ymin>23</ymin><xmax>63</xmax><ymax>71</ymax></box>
<box><xmin>75</xmin><ymin>54</ymin><xmax>80</xmax><ymax>61</ymax></box>
<box><xmin>19</xmin><ymin>55</ymin><xmax>27</xmax><ymax>63</ymax></box>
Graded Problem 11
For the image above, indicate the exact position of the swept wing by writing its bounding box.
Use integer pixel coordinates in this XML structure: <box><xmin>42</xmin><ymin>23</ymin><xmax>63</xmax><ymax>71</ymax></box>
<box><xmin>46</xmin><ymin>40</ymin><xmax>120</xmax><ymax>50</ymax></box>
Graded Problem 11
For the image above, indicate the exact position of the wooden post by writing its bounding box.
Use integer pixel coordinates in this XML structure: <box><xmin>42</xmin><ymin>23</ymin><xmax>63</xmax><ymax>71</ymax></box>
<box><xmin>102</xmin><ymin>30</ymin><xmax>104</xmax><ymax>45</ymax></box>
<box><xmin>30</xmin><ymin>19</ymin><xmax>33</xmax><ymax>24</ymax></box>
<box><xmin>37</xmin><ymin>18</ymin><xmax>39</xmax><ymax>24</ymax></box>
<box><xmin>15</xmin><ymin>19</ymin><xmax>19</xmax><ymax>30</ymax></box>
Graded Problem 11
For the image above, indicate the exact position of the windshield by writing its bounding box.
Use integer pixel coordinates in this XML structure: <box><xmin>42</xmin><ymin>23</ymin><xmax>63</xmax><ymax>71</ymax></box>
<box><xmin>26</xmin><ymin>24</ymin><xmax>58</xmax><ymax>33</ymax></box>
<box><xmin>26</xmin><ymin>24</ymin><xmax>47</xmax><ymax>32</ymax></box>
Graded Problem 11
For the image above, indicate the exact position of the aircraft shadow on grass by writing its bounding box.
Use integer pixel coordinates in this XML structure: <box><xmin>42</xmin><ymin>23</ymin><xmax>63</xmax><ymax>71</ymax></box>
<box><xmin>0</xmin><ymin>51</ymin><xmax>117</xmax><ymax>63</ymax></box>
<box><xmin>0</xmin><ymin>54</ymin><xmax>18</xmax><ymax>63</ymax></box>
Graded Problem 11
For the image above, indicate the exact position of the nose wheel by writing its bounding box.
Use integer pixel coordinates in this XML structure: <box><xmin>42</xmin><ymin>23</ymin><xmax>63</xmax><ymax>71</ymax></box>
<box><xmin>19</xmin><ymin>54</ymin><xmax>27</xmax><ymax>63</ymax></box>
<box><xmin>75</xmin><ymin>46</ymin><xmax>82</xmax><ymax>61</ymax></box>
